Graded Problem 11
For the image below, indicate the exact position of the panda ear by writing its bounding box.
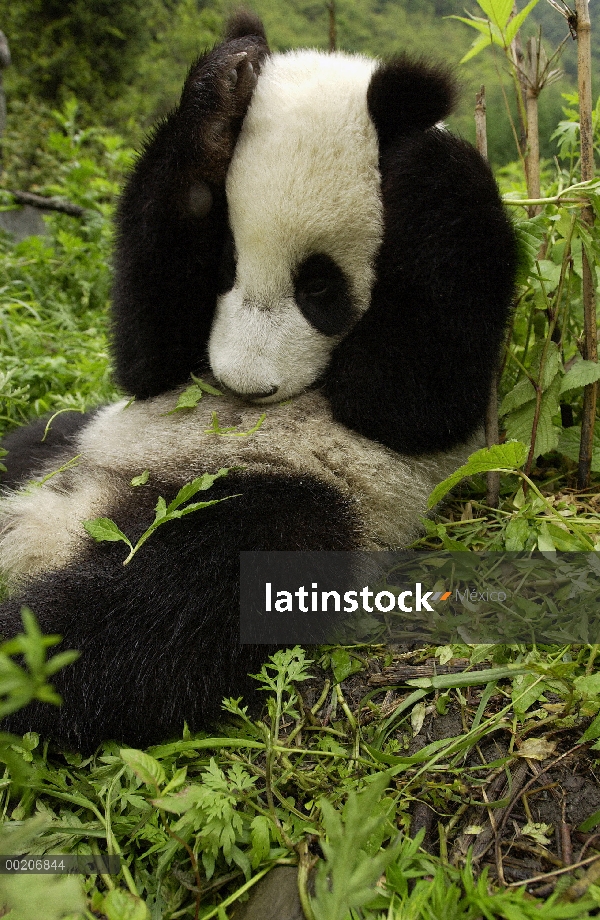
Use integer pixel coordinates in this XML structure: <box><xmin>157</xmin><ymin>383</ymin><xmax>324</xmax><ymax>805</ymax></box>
<box><xmin>224</xmin><ymin>9</ymin><xmax>268</xmax><ymax>45</ymax></box>
<box><xmin>367</xmin><ymin>57</ymin><xmax>457</xmax><ymax>145</ymax></box>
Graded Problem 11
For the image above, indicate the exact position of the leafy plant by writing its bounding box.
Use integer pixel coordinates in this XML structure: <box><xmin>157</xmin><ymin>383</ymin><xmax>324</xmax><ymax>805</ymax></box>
<box><xmin>310</xmin><ymin>772</ymin><xmax>400</xmax><ymax>920</ymax></box>
<box><xmin>451</xmin><ymin>0</ymin><xmax>600</xmax><ymax>488</ymax></box>
<box><xmin>83</xmin><ymin>468</ymin><xmax>239</xmax><ymax>565</ymax></box>
<box><xmin>0</xmin><ymin>608</ymin><xmax>79</xmax><ymax>723</ymax></box>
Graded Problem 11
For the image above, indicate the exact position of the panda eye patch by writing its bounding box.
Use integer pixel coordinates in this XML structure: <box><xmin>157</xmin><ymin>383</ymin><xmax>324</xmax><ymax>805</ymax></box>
<box><xmin>294</xmin><ymin>253</ymin><xmax>356</xmax><ymax>337</ymax></box>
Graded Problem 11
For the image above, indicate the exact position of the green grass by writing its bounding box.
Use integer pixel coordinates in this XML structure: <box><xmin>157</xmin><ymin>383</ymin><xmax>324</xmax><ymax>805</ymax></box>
<box><xmin>2</xmin><ymin>633</ymin><xmax>600</xmax><ymax>918</ymax></box>
<box><xmin>0</xmin><ymin>221</ymin><xmax>117</xmax><ymax>435</ymax></box>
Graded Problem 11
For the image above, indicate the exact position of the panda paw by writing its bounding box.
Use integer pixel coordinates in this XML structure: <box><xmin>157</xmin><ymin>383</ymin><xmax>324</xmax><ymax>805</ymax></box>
<box><xmin>180</xmin><ymin>38</ymin><xmax>266</xmax><ymax>184</ymax></box>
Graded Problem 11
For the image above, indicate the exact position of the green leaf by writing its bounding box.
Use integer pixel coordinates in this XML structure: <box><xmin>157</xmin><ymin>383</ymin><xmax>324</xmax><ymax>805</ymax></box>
<box><xmin>190</xmin><ymin>374</ymin><xmax>224</xmax><ymax>396</ymax></box>
<box><xmin>504</xmin><ymin>376</ymin><xmax>562</xmax><ymax>458</ymax></box>
<box><xmin>250</xmin><ymin>816</ymin><xmax>272</xmax><ymax>866</ymax></box>
<box><xmin>120</xmin><ymin>748</ymin><xmax>166</xmax><ymax>790</ymax></box>
<box><xmin>540</xmin><ymin>342</ymin><xmax>562</xmax><ymax>391</ymax></box>
<box><xmin>504</xmin><ymin>0</ymin><xmax>541</xmax><ymax>45</ymax></box>
<box><xmin>448</xmin><ymin>14</ymin><xmax>495</xmax><ymax>36</ymax></box>
<box><xmin>101</xmin><ymin>889</ymin><xmax>150</xmax><ymax>920</ymax></box>
<box><xmin>167</xmin><ymin>468</ymin><xmax>230</xmax><ymax>512</ymax></box>
<box><xmin>578</xmin><ymin>809</ymin><xmax>600</xmax><ymax>832</ymax></box>
<box><xmin>500</xmin><ymin>377</ymin><xmax>536</xmax><ymax>416</ymax></box>
<box><xmin>574</xmin><ymin>674</ymin><xmax>600</xmax><ymax>698</ymax></box>
<box><xmin>131</xmin><ymin>470</ymin><xmax>149</xmax><ymax>486</ymax></box>
<box><xmin>151</xmin><ymin>785</ymin><xmax>203</xmax><ymax>814</ymax></box>
<box><xmin>154</xmin><ymin>496</ymin><xmax>168</xmax><ymax>520</ymax></box>
<box><xmin>82</xmin><ymin>517</ymin><xmax>131</xmax><ymax>548</ymax></box>
<box><xmin>504</xmin><ymin>516</ymin><xmax>532</xmax><ymax>552</ymax></box>
<box><xmin>162</xmin><ymin>765</ymin><xmax>188</xmax><ymax>795</ymax></box>
<box><xmin>557</xmin><ymin>426</ymin><xmax>600</xmax><ymax>472</ymax></box>
<box><xmin>582</xmin><ymin>712</ymin><xmax>600</xmax><ymax>743</ymax></box>
<box><xmin>205</xmin><ymin>412</ymin><xmax>266</xmax><ymax>437</ymax></box>
<box><xmin>536</xmin><ymin>521</ymin><xmax>556</xmax><ymax>552</ymax></box>
<box><xmin>560</xmin><ymin>360</ymin><xmax>600</xmax><ymax>393</ymax></box>
<box><xmin>312</xmin><ymin>772</ymin><xmax>399</xmax><ymax>920</ymax></box>
<box><xmin>427</xmin><ymin>442</ymin><xmax>528</xmax><ymax>509</ymax></box>
<box><xmin>43</xmin><ymin>650</ymin><xmax>80</xmax><ymax>677</ymax></box>
<box><xmin>330</xmin><ymin>648</ymin><xmax>363</xmax><ymax>684</ymax></box>
<box><xmin>512</xmin><ymin>215</ymin><xmax>547</xmax><ymax>284</ymax></box>
<box><xmin>536</xmin><ymin>259</ymin><xmax>562</xmax><ymax>290</ymax></box>
<box><xmin>541</xmin><ymin>521</ymin><xmax>590</xmax><ymax>551</ymax></box>
<box><xmin>175</xmin><ymin>496</ymin><xmax>239</xmax><ymax>517</ymax></box>
<box><xmin>476</xmin><ymin>0</ymin><xmax>514</xmax><ymax>30</ymax></box>
<box><xmin>166</xmin><ymin>384</ymin><xmax>204</xmax><ymax>414</ymax></box>
<box><xmin>459</xmin><ymin>33</ymin><xmax>494</xmax><ymax>64</ymax></box>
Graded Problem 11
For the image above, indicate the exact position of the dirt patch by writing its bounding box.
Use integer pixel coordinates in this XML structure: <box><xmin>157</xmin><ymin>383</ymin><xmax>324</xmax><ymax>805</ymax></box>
<box><xmin>293</xmin><ymin>649</ymin><xmax>600</xmax><ymax>897</ymax></box>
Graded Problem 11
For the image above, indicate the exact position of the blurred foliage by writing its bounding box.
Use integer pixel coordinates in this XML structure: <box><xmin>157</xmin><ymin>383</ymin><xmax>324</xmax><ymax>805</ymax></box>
<box><xmin>0</xmin><ymin>99</ymin><xmax>130</xmax><ymax>434</ymax></box>
<box><xmin>0</xmin><ymin>0</ymin><xmax>597</xmax><ymax>165</ymax></box>
<box><xmin>0</xmin><ymin>0</ymin><xmax>151</xmax><ymax>116</ymax></box>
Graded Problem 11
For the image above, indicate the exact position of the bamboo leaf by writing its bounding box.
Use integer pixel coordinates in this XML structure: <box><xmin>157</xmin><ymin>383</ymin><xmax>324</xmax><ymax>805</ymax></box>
<box><xmin>165</xmin><ymin>384</ymin><xmax>204</xmax><ymax>414</ymax></box>
<box><xmin>476</xmin><ymin>0</ymin><xmax>514</xmax><ymax>30</ymax></box>
<box><xmin>190</xmin><ymin>374</ymin><xmax>224</xmax><ymax>396</ymax></box>
<box><xmin>504</xmin><ymin>0</ymin><xmax>541</xmax><ymax>45</ymax></box>
<box><xmin>459</xmin><ymin>33</ymin><xmax>494</xmax><ymax>64</ymax></box>
<box><xmin>131</xmin><ymin>470</ymin><xmax>149</xmax><ymax>487</ymax></box>
<box><xmin>166</xmin><ymin>468</ymin><xmax>230</xmax><ymax>513</ymax></box>
<box><xmin>448</xmin><ymin>15</ymin><xmax>495</xmax><ymax>36</ymax></box>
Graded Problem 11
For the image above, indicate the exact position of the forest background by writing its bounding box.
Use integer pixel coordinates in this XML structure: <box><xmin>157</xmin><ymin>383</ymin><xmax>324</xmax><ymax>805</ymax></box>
<box><xmin>1</xmin><ymin>0</ymin><xmax>598</xmax><ymax>169</ymax></box>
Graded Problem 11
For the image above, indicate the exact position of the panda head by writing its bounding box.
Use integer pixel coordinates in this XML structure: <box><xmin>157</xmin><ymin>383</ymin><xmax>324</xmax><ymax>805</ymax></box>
<box><xmin>207</xmin><ymin>46</ymin><xmax>460</xmax><ymax>406</ymax></box>
<box><xmin>208</xmin><ymin>51</ymin><xmax>383</xmax><ymax>402</ymax></box>
<box><xmin>113</xmin><ymin>13</ymin><xmax>516</xmax><ymax>455</ymax></box>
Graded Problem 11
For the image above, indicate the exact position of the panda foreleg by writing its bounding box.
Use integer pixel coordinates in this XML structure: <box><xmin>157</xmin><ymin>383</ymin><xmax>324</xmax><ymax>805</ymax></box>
<box><xmin>111</xmin><ymin>28</ymin><xmax>269</xmax><ymax>398</ymax></box>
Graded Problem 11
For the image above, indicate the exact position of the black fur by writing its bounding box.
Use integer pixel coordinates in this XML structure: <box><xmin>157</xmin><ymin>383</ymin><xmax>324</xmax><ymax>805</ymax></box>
<box><xmin>111</xmin><ymin>13</ymin><xmax>269</xmax><ymax>398</ymax></box>
<box><xmin>1</xmin><ymin>473</ymin><xmax>360</xmax><ymax>751</ymax></box>
<box><xmin>325</xmin><ymin>121</ymin><xmax>517</xmax><ymax>454</ymax></box>
<box><xmin>367</xmin><ymin>56</ymin><xmax>458</xmax><ymax>142</ymax></box>
<box><xmin>294</xmin><ymin>254</ymin><xmax>356</xmax><ymax>337</ymax></box>
<box><xmin>1</xmin><ymin>411</ymin><xmax>93</xmax><ymax>490</ymax></box>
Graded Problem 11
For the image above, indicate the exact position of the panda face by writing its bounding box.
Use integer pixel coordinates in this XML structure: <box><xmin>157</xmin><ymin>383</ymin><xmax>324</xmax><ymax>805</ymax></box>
<box><xmin>208</xmin><ymin>51</ymin><xmax>383</xmax><ymax>402</ymax></box>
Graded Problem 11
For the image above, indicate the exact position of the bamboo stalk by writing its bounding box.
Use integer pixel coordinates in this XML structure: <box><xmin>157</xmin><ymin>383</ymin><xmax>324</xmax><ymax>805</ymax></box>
<box><xmin>509</xmin><ymin>3</ymin><xmax>528</xmax><ymax>156</ymax></box>
<box><xmin>476</xmin><ymin>86</ymin><xmax>501</xmax><ymax>508</ymax></box>
<box><xmin>525</xmin><ymin>37</ymin><xmax>542</xmax><ymax>217</ymax></box>
<box><xmin>475</xmin><ymin>84</ymin><xmax>488</xmax><ymax>161</ymax></box>
<box><xmin>328</xmin><ymin>1</ymin><xmax>337</xmax><ymax>53</ymax></box>
<box><xmin>575</xmin><ymin>0</ymin><xmax>597</xmax><ymax>490</ymax></box>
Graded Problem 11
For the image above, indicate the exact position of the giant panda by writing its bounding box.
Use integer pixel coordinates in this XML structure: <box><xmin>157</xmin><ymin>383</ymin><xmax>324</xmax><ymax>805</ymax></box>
<box><xmin>0</xmin><ymin>11</ymin><xmax>517</xmax><ymax>751</ymax></box>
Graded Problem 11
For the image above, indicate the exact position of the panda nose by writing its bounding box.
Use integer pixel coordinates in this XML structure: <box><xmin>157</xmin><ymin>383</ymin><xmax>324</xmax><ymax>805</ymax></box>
<box><xmin>227</xmin><ymin>385</ymin><xmax>279</xmax><ymax>400</ymax></box>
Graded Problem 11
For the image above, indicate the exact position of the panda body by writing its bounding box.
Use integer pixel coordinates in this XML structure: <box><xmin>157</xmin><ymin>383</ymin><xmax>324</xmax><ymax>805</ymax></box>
<box><xmin>0</xmin><ymin>12</ymin><xmax>517</xmax><ymax>750</ymax></box>
<box><xmin>0</xmin><ymin>389</ymin><xmax>479</xmax><ymax>584</ymax></box>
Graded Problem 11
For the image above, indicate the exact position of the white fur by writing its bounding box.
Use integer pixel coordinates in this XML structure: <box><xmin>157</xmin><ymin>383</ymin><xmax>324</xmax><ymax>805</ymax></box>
<box><xmin>209</xmin><ymin>51</ymin><xmax>383</xmax><ymax>400</ymax></box>
<box><xmin>0</xmin><ymin>389</ymin><xmax>479</xmax><ymax>583</ymax></box>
